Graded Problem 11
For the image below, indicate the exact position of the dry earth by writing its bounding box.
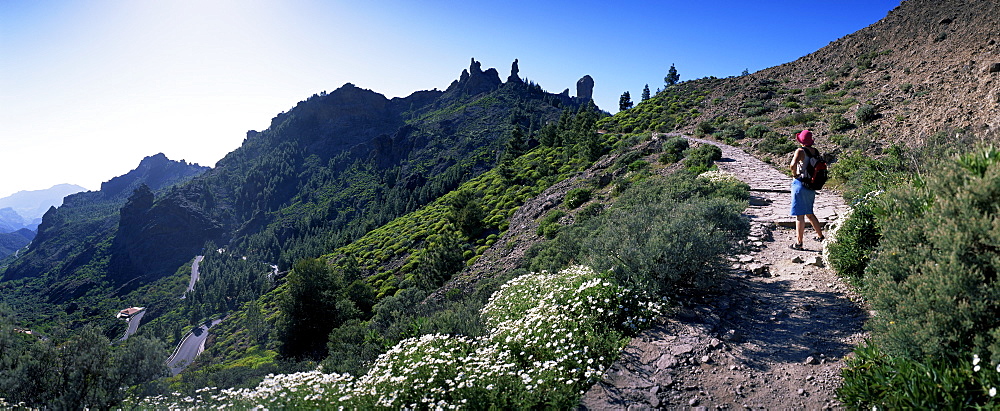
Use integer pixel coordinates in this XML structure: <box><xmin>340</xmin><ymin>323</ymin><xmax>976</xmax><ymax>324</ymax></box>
<box><xmin>580</xmin><ymin>136</ymin><xmax>869</xmax><ymax>410</ymax></box>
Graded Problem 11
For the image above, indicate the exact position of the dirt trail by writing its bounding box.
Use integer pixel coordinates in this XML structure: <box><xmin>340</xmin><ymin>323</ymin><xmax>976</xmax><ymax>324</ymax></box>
<box><xmin>580</xmin><ymin>136</ymin><xmax>868</xmax><ymax>410</ymax></box>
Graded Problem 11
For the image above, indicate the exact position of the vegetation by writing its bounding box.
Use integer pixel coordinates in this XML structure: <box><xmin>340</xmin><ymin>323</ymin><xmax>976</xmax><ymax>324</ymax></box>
<box><xmin>826</xmin><ymin>138</ymin><xmax>1000</xmax><ymax>408</ymax></box>
<box><xmin>619</xmin><ymin>91</ymin><xmax>633</xmax><ymax>111</ymax></box>
<box><xmin>129</xmin><ymin>266</ymin><xmax>663</xmax><ymax>408</ymax></box>
<box><xmin>0</xmin><ymin>308</ymin><xmax>169</xmax><ymax>409</ymax></box>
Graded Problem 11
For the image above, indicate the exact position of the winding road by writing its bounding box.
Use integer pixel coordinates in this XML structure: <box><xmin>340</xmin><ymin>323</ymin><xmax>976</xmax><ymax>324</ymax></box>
<box><xmin>167</xmin><ymin>318</ymin><xmax>223</xmax><ymax>376</ymax></box>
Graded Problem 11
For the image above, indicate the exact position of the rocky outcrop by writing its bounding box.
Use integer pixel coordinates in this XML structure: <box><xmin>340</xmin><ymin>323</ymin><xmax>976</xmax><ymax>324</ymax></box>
<box><xmin>577</xmin><ymin>75</ymin><xmax>594</xmax><ymax>101</ymax></box>
<box><xmin>100</xmin><ymin>153</ymin><xmax>208</xmax><ymax>198</ymax></box>
<box><xmin>444</xmin><ymin>58</ymin><xmax>503</xmax><ymax>98</ymax></box>
<box><xmin>109</xmin><ymin>184</ymin><xmax>223</xmax><ymax>290</ymax></box>
<box><xmin>507</xmin><ymin>59</ymin><xmax>522</xmax><ymax>83</ymax></box>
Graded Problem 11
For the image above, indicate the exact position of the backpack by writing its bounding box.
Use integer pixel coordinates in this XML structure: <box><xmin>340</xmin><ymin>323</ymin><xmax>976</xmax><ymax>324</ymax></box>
<box><xmin>799</xmin><ymin>147</ymin><xmax>828</xmax><ymax>190</ymax></box>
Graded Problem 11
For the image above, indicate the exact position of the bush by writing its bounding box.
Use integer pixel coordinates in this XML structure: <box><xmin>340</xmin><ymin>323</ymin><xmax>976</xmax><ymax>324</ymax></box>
<box><xmin>627</xmin><ymin>160</ymin><xmax>649</xmax><ymax>173</ymax></box>
<box><xmin>527</xmin><ymin>173</ymin><xmax>747</xmax><ymax>295</ymax></box>
<box><xmin>828</xmin><ymin>147</ymin><xmax>908</xmax><ymax>202</ymax></box>
<box><xmin>756</xmin><ymin>132</ymin><xmax>798</xmax><ymax>155</ymax></box>
<box><xmin>776</xmin><ymin>112</ymin><xmax>817</xmax><ymax>126</ymax></box>
<box><xmin>563</xmin><ymin>188</ymin><xmax>591</xmax><ymax>209</ymax></box>
<box><xmin>838</xmin><ymin>343</ymin><xmax>989</xmax><ymax>409</ymax></box>
<box><xmin>829</xmin><ymin>114</ymin><xmax>854</xmax><ymax>132</ymax></box>
<box><xmin>659</xmin><ymin>136</ymin><xmax>689</xmax><ymax>164</ymax></box>
<box><xmin>856</xmin><ymin>104</ymin><xmax>878</xmax><ymax>124</ymax></box>
<box><xmin>863</xmin><ymin>149</ymin><xmax>1000</xmax><ymax>361</ymax></box>
<box><xmin>695</xmin><ymin>121</ymin><xmax>714</xmax><ymax>136</ymax></box>
<box><xmin>826</xmin><ymin>198</ymin><xmax>881</xmax><ymax>284</ymax></box>
<box><xmin>745</xmin><ymin>124</ymin><xmax>770</xmax><ymax>140</ymax></box>
<box><xmin>683</xmin><ymin>144</ymin><xmax>723</xmax><ymax>174</ymax></box>
<box><xmin>536</xmin><ymin>210</ymin><xmax>565</xmax><ymax>239</ymax></box>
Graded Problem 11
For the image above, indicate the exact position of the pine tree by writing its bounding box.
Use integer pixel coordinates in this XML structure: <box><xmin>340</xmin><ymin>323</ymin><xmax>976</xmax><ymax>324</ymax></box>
<box><xmin>619</xmin><ymin>91</ymin><xmax>633</xmax><ymax>111</ymax></box>
<box><xmin>664</xmin><ymin>64</ymin><xmax>680</xmax><ymax>87</ymax></box>
<box><xmin>641</xmin><ymin>84</ymin><xmax>651</xmax><ymax>101</ymax></box>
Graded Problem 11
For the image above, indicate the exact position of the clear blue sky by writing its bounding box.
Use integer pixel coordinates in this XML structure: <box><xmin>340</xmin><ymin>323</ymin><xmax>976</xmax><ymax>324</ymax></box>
<box><xmin>0</xmin><ymin>0</ymin><xmax>901</xmax><ymax>198</ymax></box>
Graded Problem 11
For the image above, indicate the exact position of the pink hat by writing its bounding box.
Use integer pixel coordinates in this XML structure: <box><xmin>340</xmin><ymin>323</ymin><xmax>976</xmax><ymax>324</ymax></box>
<box><xmin>797</xmin><ymin>130</ymin><xmax>814</xmax><ymax>146</ymax></box>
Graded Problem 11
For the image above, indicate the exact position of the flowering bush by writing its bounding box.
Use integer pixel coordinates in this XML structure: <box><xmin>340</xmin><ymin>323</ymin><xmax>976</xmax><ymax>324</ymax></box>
<box><xmin>129</xmin><ymin>266</ymin><xmax>662</xmax><ymax>409</ymax></box>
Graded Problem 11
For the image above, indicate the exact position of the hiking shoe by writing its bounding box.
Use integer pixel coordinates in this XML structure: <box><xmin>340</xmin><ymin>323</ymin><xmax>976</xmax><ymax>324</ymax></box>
<box><xmin>789</xmin><ymin>243</ymin><xmax>803</xmax><ymax>250</ymax></box>
<box><xmin>814</xmin><ymin>235</ymin><xmax>826</xmax><ymax>242</ymax></box>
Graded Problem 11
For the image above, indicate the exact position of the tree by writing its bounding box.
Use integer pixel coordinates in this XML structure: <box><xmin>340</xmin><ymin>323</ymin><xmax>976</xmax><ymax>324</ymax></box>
<box><xmin>619</xmin><ymin>91</ymin><xmax>633</xmax><ymax>111</ymax></box>
<box><xmin>664</xmin><ymin>64</ymin><xmax>680</xmax><ymax>87</ymax></box>
<box><xmin>641</xmin><ymin>84</ymin><xmax>651</xmax><ymax>101</ymax></box>
<box><xmin>279</xmin><ymin>258</ymin><xmax>343</xmax><ymax>359</ymax></box>
<box><xmin>741</xmin><ymin>68</ymin><xmax>750</xmax><ymax>76</ymax></box>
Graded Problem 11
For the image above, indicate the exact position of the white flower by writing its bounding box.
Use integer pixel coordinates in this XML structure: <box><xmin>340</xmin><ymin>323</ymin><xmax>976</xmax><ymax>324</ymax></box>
<box><xmin>974</xmin><ymin>354</ymin><xmax>981</xmax><ymax>365</ymax></box>
<box><xmin>991</xmin><ymin>387</ymin><xmax>997</xmax><ymax>397</ymax></box>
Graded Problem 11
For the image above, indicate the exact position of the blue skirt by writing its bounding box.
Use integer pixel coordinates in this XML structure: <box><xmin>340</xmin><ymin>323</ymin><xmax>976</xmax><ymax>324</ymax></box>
<box><xmin>790</xmin><ymin>178</ymin><xmax>815</xmax><ymax>216</ymax></box>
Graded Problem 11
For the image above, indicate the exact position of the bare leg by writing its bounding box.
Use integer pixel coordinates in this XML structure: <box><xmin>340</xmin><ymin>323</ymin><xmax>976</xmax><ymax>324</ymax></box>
<box><xmin>795</xmin><ymin>215</ymin><xmax>806</xmax><ymax>245</ymax></box>
<box><xmin>806</xmin><ymin>213</ymin><xmax>824</xmax><ymax>239</ymax></box>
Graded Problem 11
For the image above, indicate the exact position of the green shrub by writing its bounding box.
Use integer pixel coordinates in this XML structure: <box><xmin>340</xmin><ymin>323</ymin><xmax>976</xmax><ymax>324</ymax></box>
<box><xmin>756</xmin><ymin>132</ymin><xmax>798</xmax><ymax>155</ymax></box>
<box><xmin>536</xmin><ymin>210</ymin><xmax>565</xmax><ymax>239</ymax></box>
<box><xmin>776</xmin><ymin>112</ymin><xmax>817</xmax><ymax>126</ymax></box>
<box><xmin>563</xmin><ymin>188</ymin><xmax>591</xmax><ymax>209</ymax></box>
<box><xmin>745</xmin><ymin>124</ymin><xmax>770</xmax><ymax>140</ymax></box>
<box><xmin>683</xmin><ymin>144</ymin><xmax>723</xmax><ymax>174</ymax></box>
<box><xmin>613</xmin><ymin>150</ymin><xmax>644</xmax><ymax>170</ymax></box>
<box><xmin>827</xmin><ymin>199</ymin><xmax>881</xmax><ymax>284</ymax></box>
<box><xmin>828</xmin><ymin>148</ymin><xmax>908</xmax><ymax>202</ymax></box>
<box><xmin>659</xmin><ymin>136</ymin><xmax>689</xmax><ymax>164</ymax></box>
<box><xmin>863</xmin><ymin>149</ymin><xmax>1000</xmax><ymax>362</ymax></box>
<box><xmin>695</xmin><ymin>121</ymin><xmax>714</xmax><ymax>135</ymax></box>
<box><xmin>829</xmin><ymin>114</ymin><xmax>854</xmax><ymax>132</ymax></box>
<box><xmin>527</xmin><ymin>173</ymin><xmax>747</xmax><ymax>295</ymax></box>
<box><xmin>627</xmin><ymin>160</ymin><xmax>649</xmax><ymax>173</ymax></box>
<box><xmin>586</xmin><ymin>179</ymin><xmax>747</xmax><ymax>294</ymax></box>
<box><xmin>838</xmin><ymin>343</ymin><xmax>989</xmax><ymax>409</ymax></box>
<box><xmin>576</xmin><ymin>202</ymin><xmax>604</xmax><ymax>222</ymax></box>
<box><xmin>856</xmin><ymin>104</ymin><xmax>878</xmax><ymax>124</ymax></box>
<box><xmin>712</xmin><ymin>123</ymin><xmax>744</xmax><ymax>141</ymax></box>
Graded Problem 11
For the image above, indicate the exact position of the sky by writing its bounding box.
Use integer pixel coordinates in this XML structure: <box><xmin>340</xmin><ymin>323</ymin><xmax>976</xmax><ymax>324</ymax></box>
<box><xmin>0</xmin><ymin>0</ymin><xmax>901</xmax><ymax>199</ymax></box>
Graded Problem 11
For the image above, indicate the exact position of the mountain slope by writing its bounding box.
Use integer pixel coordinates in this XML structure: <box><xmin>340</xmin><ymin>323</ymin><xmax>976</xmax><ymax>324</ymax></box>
<box><xmin>0</xmin><ymin>59</ymin><xmax>594</xmax><ymax>337</ymax></box>
<box><xmin>605</xmin><ymin>0</ymin><xmax>1000</xmax><ymax>165</ymax></box>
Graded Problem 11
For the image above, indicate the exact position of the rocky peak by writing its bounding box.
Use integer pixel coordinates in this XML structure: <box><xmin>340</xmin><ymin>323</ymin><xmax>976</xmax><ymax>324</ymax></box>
<box><xmin>445</xmin><ymin>58</ymin><xmax>502</xmax><ymax>97</ymax></box>
<box><xmin>508</xmin><ymin>59</ymin><xmax>522</xmax><ymax>83</ymax></box>
<box><xmin>100</xmin><ymin>153</ymin><xmax>209</xmax><ymax>198</ymax></box>
<box><xmin>577</xmin><ymin>75</ymin><xmax>595</xmax><ymax>101</ymax></box>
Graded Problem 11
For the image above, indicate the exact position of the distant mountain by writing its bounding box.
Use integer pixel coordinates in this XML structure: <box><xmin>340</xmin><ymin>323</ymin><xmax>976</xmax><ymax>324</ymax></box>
<box><xmin>0</xmin><ymin>208</ymin><xmax>25</xmax><ymax>233</ymax></box>
<box><xmin>0</xmin><ymin>183</ymin><xmax>85</xmax><ymax>232</ymax></box>
<box><xmin>0</xmin><ymin>228</ymin><xmax>34</xmax><ymax>260</ymax></box>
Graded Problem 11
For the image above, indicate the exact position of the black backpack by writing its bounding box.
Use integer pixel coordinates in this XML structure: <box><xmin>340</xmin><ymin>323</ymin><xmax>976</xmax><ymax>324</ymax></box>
<box><xmin>799</xmin><ymin>147</ymin><xmax>828</xmax><ymax>190</ymax></box>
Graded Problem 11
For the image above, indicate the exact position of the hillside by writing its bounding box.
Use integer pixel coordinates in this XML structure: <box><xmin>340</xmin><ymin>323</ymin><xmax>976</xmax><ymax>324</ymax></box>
<box><xmin>3</xmin><ymin>0</ymin><xmax>999</xmax><ymax>407</ymax></box>
<box><xmin>605</xmin><ymin>0</ymin><xmax>1000</xmax><ymax>172</ymax></box>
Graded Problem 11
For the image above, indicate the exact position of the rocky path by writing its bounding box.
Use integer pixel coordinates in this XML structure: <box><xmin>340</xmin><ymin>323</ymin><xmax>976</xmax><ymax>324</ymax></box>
<box><xmin>580</xmin><ymin>136</ymin><xmax>868</xmax><ymax>410</ymax></box>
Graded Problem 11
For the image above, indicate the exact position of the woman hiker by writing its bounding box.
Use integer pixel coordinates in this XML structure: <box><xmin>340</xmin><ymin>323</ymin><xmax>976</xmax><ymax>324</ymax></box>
<box><xmin>788</xmin><ymin>129</ymin><xmax>825</xmax><ymax>250</ymax></box>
